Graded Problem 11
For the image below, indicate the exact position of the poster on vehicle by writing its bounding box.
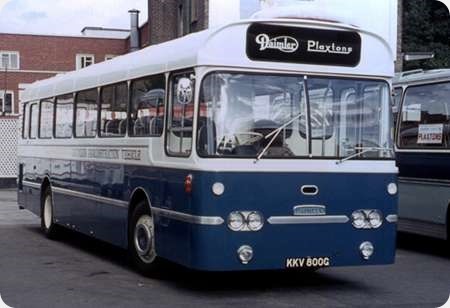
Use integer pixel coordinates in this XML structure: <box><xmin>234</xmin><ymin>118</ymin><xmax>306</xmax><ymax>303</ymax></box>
<box><xmin>417</xmin><ymin>124</ymin><xmax>444</xmax><ymax>144</ymax></box>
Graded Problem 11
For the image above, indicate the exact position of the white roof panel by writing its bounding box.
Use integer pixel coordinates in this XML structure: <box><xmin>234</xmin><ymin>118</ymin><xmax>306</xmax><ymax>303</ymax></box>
<box><xmin>23</xmin><ymin>18</ymin><xmax>394</xmax><ymax>102</ymax></box>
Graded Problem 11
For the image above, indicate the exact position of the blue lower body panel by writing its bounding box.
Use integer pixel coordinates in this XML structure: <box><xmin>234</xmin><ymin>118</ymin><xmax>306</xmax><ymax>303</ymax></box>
<box><xmin>18</xmin><ymin>155</ymin><xmax>397</xmax><ymax>271</ymax></box>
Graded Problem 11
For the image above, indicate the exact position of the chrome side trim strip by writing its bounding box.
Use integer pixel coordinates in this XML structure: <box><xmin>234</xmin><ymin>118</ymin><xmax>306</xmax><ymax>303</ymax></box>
<box><xmin>51</xmin><ymin>186</ymin><xmax>128</xmax><ymax>208</ymax></box>
<box><xmin>152</xmin><ymin>207</ymin><xmax>224</xmax><ymax>226</ymax></box>
<box><xmin>23</xmin><ymin>181</ymin><xmax>41</xmax><ymax>189</ymax></box>
<box><xmin>386</xmin><ymin>214</ymin><xmax>398</xmax><ymax>223</ymax></box>
<box><xmin>267</xmin><ymin>215</ymin><xmax>350</xmax><ymax>225</ymax></box>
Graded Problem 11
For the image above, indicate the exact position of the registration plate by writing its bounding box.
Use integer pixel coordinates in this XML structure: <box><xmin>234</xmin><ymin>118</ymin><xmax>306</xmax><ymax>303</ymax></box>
<box><xmin>286</xmin><ymin>257</ymin><xmax>331</xmax><ymax>268</ymax></box>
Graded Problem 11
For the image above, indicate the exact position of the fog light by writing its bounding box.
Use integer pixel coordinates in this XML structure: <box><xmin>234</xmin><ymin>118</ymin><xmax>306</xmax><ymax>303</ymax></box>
<box><xmin>212</xmin><ymin>182</ymin><xmax>225</xmax><ymax>196</ymax></box>
<box><xmin>368</xmin><ymin>210</ymin><xmax>383</xmax><ymax>228</ymax></box>
<box><xmin>352</xmin><ymin>210</ymin><xmax>366</xmax><ymax>229</ymax></box>
<box><xmin>247</xmin><ymin>212</ymin><xmax>264</xmax><ymax>231</ymax></box>
<box><xmin>360</xmin><ymin>241</ymin><xmax>374</xmax><ymax>260</ymax></box>
<box><xmin>237</xmin><ymin>245</ymin><xmax>253</xmax><ymax>264</ymax></box>
<box><xmin>387</xmin><ymin>183</ymin><xmax>398</xmax><ymax>195</ymax></box>
<box><xmin>228</xmin><ymin>212</ymin><xmax>245</xmax><ymax>231</ymax></box>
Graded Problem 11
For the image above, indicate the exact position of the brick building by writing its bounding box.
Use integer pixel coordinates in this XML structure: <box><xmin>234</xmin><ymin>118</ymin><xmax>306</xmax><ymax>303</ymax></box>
<box><xmin>0</xmin><ymin>28</ymin><xmax>138</xmax><ymax>186</ymax></box>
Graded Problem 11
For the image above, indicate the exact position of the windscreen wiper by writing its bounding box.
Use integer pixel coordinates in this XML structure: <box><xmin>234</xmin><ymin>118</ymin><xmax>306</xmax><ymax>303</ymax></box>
<box><xmin>336</xmin><ymin>147</ymin><xmax>393</xmax><ymax>165</ymax></box>
<box><xmin>254</xmin><ymin>112</ymin><xmax>302</xmax><ymax>163</ymax></box>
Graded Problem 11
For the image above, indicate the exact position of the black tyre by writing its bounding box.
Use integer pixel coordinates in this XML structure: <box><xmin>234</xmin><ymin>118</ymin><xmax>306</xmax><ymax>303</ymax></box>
<box><xmin>128</xmin><ymin>200</ymin><xmax>161</xmax><ymax>275</ymax></box>
<box><xmin>41</xmin><ymin>186</ymin><xmax>59</xmax><ymax>239</ymax></box>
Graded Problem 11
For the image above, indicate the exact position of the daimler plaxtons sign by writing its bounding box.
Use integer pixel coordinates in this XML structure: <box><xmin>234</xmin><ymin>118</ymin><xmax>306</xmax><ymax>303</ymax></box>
<box><xmin>247</xmin><ymin>23</ymin><xmax>361</xmax><ymax>67</ymax></box>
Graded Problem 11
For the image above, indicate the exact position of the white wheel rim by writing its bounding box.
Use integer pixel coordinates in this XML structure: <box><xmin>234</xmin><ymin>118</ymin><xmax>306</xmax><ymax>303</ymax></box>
<box><xmin>134</xmin><ymin>215</ymin><xmax>156</xmax><ymax>264</ymax></box>
<box><xmin>44</xmin><ymin>195</ymin><xmax>52</xmax><ymax>229</ymax></box>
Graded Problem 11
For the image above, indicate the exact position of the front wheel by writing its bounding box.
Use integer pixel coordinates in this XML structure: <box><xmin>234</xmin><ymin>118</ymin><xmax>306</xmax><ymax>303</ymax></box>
<box><xmin>41</xmin><ymin>186</ymin><xmax>59</xmax><ymax>239</ymax></box>
<box><xmin>128</xmin><ymin>201</ymin><xmax>162</xmax><ymax>275</ymax></box>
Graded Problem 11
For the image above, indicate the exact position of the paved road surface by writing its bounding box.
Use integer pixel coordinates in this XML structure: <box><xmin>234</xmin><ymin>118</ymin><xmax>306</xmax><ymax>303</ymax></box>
<box><xmin>0</xmin><ymin>190</ymin><xmax>449</xmax><ymax>308</ymax></box>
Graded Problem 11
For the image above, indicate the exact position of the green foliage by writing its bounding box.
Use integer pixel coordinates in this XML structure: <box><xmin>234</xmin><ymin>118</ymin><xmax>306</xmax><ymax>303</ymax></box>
<box><xmin>403</xmin><ymin>0</ymin><xmax>450</xmax><ymax>70</ymax></box>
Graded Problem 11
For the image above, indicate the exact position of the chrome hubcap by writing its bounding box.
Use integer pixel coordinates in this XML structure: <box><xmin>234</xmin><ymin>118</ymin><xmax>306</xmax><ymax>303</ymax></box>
<box><xmin>134</xmin><ymin>215</ymin><xmax>156</xmax><ymax>263</ymax></box>
<box><xmin>44</xmin><ymin>195</ymin><xmax>52</xmax><ymax>229</ymax></box>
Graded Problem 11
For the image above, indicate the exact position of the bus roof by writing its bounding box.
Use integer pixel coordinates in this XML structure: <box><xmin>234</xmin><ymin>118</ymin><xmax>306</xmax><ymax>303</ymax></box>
<box><xmin>394</xmin><ymin>69</ymin><xmax>450</xmax><ymax>86</ymax></box>
<box><xmin>22</xmin><ymin>18</ymin><xmax>395</xmax><ymax>103</ymax></box>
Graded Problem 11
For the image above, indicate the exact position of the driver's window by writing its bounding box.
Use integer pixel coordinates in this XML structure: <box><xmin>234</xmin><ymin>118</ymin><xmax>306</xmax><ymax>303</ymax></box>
<box><xmin>166</xmin><ymin>72</ymin><xmax>195</xmax><ymax>156</ymax></box>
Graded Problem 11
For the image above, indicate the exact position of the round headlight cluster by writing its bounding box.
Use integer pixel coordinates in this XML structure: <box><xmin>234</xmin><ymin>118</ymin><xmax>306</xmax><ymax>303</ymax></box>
<box><xmin>227</xmin><ymin>211</ymin><xmax>264</xmax><ymax>232</ymax></box>
<box><xmin>228</xmin><ymin>212</ymin><xmax>245</xmax><ymax>231</ymax></box>
<box><xmin>351</xmin><ymin>210</ymin><xmax>383</xmax><ymax>229</ymax></box>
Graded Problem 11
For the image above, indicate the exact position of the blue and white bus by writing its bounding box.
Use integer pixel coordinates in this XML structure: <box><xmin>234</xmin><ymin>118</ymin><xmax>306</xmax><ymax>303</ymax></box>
<box><xmin>394</xmin><ymin>69</ymin><xmax>450</xmax><ymax>241</ymax></box>
<box><xmin>18</xmin><ymin>15</ymin><xmax>398</xmax><ymax>274</ymax></box>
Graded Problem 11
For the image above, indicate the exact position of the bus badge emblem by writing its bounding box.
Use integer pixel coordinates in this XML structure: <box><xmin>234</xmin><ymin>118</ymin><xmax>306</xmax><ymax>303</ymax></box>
<box><xmin>255</xmin><ymin>33</ymin><xmax>299</xmax><ymax>53</ymax></box>
<box><xmin>293</xmin><ymin>205</ymin><xmax>326</xmax><ymax>216</ymax></box>
<box><xmin>177</xmin><ymin>77</ymin><xmax>193</xmax><ymax>105</ymax></box>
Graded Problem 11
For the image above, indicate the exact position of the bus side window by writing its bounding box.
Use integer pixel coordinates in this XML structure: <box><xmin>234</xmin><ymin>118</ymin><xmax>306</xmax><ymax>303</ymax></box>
<box><xmin>55</xmin><ymin>94</ymin><xmax>74</xmax><ymax>138</ymax></box>
<box><xmin>399</xmin><ymin>82</ymin><xmax>450</xmax><ymax>149</ymax></box>
<box><xmin>29</xmin><ymin>103</ymin><xmax>39</xmax><ymax>139</ymax></box>
<box><xmin>39</xmin><ymin>98</ymin><xmax>54</xmax><ymax>139</ymax></box>
<box><xmin>167</xmin><ymin>72</ymin><xmax>195</xmax><ymax>156</ymax></box>
<box><xmin>75</xmin><ymin>89</ymin><xmax>98</xmax><ymax>138</ymax></box>
<box><xmin>130</xmin><ymin>74</ymin><xmax>166</xmax><ymax>137</ymax></box>
<box><xmin>22</xmin><ymin>103</ymin><xmax>30</xmax><ymax>139</ymax></box>
<box><xmin>100</xmin><ymin>83</ymin><xmax>128</xmax><ymax>137</ymax></box>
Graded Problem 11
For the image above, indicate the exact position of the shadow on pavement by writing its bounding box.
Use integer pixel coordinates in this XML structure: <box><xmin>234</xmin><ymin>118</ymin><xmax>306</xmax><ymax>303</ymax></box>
<box><xmin>397</xmin><ymin>232</ymin><xmax>449</xmax><ymax>258</ymax></box>
<box><xmin>25</xmin><ymin>225</ymin><xmax>365</xmax><ymax>294</ymax></box>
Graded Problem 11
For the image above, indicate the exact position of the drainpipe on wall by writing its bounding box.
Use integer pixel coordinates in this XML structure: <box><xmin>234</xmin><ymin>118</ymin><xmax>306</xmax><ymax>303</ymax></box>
<box><xmin>129</xmin><ymin>9</ymin><xmax>141</xmax><ymax>52</ymax></box>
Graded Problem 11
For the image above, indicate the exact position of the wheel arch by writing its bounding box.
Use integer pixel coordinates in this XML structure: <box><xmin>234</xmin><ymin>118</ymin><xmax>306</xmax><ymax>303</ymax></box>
<box><xmin>128</xmin><ymin>187</ymin><xmax>152</xmax><ymax>223</ymax></box>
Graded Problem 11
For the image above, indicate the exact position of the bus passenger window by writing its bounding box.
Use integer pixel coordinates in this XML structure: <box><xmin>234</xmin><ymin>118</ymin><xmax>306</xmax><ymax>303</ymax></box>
<box><xmin>167</xmin><ymin>73</ymin><xmax>194</xmax><ymax>156</ymax></box>
<box><xmin>100</xmin><ymin>83</ymin><xmax>128</xmax><ymax>137</ymax></box>
<box><xmin>75</xmin><ymin>89</ymin><xmax>98</xmax><ymax>138</ymax></box>
<box><xmin>22</xmin><ymin>103</ymin><xmax>30</xmax><ymax>139</ymax></box>
<box><xmin>29</xmin><ymin>103</ymin><xmax>39</xmax><ymax>139</ymax></box>
<box><xmin>55</xmin><ymin>94</ymin><xmax>74</xmax><ymax>138</ymax></box>
<box><xmin>130</xmin><ymin>75</ymin><xmax>165</xmax><ymax>137</ymax></box>
<box><xmin>40</xmin><ymin>98</ymin><xmax>54</xmax><ymax>138</ymax></box>
<box><xmin>399</xmin><ymin>82</ymin><xmax>450</xmax><ymax>149</ymax></box>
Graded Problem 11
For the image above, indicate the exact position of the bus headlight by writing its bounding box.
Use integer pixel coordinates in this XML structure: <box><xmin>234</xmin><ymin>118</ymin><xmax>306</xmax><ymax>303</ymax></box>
<box><xmin>352</xmin><ymin>210</ymin><xmax>384</xmax><ymax>229</ymax></box>
<box><xmin>247</xmin><ymin>212</ymin><xmax>264</xmax><ymax>231</ymax></box>
<box><xmin>237</xmin><ymin>245</ymin><xmax>254</xmax><ymax>264</ymax></box>
<box><xmin>228</xmin><ymin>212</ymin><xmax>245</xmax><ymax>231</ymax></box>
<box><xmin>352</xmin><ymin>210</ymin><xmax>366</xmax><ymax>229</ymax></box>
<box><xmin>368</xmin><ymin>210</ymin><xmax>383</xmax><ymax>228</ymax></box>
<box><xmin>360</xmin><ymin>241</ymin><xmax>374</xmax><ymax>260</ymax></box>
<box><xmin>387</xmin><ymin>183</ymin><xmax>398</xmax><ymax>195</ymax></box>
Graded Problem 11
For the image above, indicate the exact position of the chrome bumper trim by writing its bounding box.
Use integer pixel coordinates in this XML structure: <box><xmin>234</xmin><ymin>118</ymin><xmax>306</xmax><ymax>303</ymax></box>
<box><xmin>152</xmin><ymin>207</ymin><xmax>224</xmax><ymax>226</ymax></box>
<box><xmin>386</xmin><ymin>214</ymin><xmax>398</xmax><ymax>223</ymax></box>
<box><xmin>267</xmin><ymin>215</ymin><xmax>350</xmax><ymax>225</ymax></box>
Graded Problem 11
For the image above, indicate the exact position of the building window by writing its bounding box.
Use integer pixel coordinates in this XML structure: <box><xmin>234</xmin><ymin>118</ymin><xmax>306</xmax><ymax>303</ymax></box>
<box><xmin>76</xmin><ymin>54</ymin><xmax>95</xmax><ymax>70</ymax></box>
<box><xmin>0</xmin><ymin>91</ymin><xmax>14</xmax><ymax>114</ymax></box>
<box><xmin>0</xmin><ymin>51</ymin><xmax>19</xmax><ymax>70</ymax></box>
<box><xmin>105</xmin><ymin>55</ymin><xmax>116</xmax><ymax>61</ymax></box>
